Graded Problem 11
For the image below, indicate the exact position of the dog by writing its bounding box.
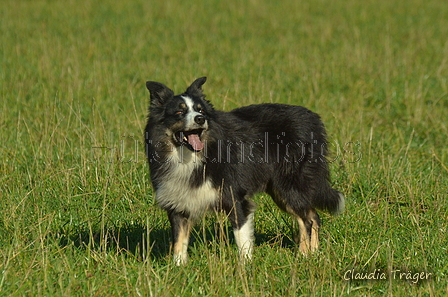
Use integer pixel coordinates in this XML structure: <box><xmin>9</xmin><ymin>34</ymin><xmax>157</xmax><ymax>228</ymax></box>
<box><xmin>144</xmin><ymin>77</ymin><xmax>344</xmax><ymax>265</ymax></box>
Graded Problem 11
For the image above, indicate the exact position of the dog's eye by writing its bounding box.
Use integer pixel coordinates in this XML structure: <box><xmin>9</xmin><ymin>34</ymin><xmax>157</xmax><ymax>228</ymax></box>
<box><xmin>176</xmin><ymin>111</ymin><xmax>184</xmax><ymax>115</ymax></box>
<box><xmin>198</xmin><ymin>108</ymin><xmax>204</xmax><ymax>114</ymax></box>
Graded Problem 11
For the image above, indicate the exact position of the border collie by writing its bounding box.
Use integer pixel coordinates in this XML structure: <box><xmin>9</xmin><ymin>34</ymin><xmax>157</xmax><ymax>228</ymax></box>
<box><xmin>144</xmin><ymin>77</ymin><xmax>344</xmax><ymax>265</ymax></box>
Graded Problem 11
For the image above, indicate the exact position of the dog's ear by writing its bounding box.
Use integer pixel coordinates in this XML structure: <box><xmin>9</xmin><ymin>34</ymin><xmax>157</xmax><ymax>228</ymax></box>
<box><xmin>146</xmin><ymin>81</ymin><xmax>174</xmax><ymax>107</ymax></box>
<box><xmin>185</xmin><ymin>77</ymin><xmax>207</xmax><ymax>97</ymax></box>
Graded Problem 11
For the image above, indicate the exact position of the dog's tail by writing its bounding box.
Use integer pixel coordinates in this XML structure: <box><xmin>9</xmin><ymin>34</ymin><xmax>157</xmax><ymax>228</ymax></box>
<box><xmin>315</xmin><ymin>187</ymin><xmax>345</xmax><ymax>216</ymax></box>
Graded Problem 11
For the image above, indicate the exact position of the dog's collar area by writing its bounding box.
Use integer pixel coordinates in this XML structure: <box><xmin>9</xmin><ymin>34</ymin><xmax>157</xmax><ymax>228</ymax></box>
<box><xmin>175</xmin><ymin>129</ymin><xmax>205</xmax><ymax>152</ymax></box>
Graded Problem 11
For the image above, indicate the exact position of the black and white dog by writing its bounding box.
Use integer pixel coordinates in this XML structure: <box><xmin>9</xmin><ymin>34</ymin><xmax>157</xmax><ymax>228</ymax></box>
<box><xmin>145</xmin><ymin>77</ymin><xmax>344</xmax><ymax>265</ymax></box>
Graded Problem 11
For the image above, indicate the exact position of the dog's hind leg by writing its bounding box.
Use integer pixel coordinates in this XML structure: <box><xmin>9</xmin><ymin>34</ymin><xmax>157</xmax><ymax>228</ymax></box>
<box><xmin>295</xmin><ymin>215</ymin><xmax>311</xmax><ymax>255</ymax></box>
<box><xmin>292</xmin><ymin>209</ymin><xmax>320</xmax><ymax>255</ymax></box>
<box><xmin>308</xmin><ymin>209</ymin><xmax>321</xmax><ymax>252</ymax></box>
<box><xmin>168</xmin><ymin>210</ymin><xmax>192</xmax><ymax>266</ymax></box>
<box><xmin>268</xmin><ymin>187</ymin><xmax>319</xmax><ymax>255</ymax></box>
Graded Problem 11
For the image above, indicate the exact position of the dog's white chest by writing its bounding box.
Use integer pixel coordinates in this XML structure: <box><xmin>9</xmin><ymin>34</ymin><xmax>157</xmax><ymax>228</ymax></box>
<box><xmin>155</xmin><ymin>149</ymin><xmax>219</xmax><ymax>218</ymax></box>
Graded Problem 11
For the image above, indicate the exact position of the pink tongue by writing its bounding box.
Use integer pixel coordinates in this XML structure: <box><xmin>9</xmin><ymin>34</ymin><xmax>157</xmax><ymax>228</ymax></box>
<box><xmin>187</xmin><ymin>134</ymin><xmax>204</xmax><ymax>151</ymax></box>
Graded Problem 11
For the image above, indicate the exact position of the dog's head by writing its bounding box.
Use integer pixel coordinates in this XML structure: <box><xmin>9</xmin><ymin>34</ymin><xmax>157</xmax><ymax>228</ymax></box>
<box><xmin>146</xmin><ymin>77</ymin><xmax>214</xmax><ymax>152</ymax></box>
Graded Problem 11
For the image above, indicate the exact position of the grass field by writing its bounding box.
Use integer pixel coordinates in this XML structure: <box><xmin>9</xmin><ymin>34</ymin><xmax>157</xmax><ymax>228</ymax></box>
<box><xmin>1</xmin><ymin>0</ymin><xmax>447</xmax><ymax>295</ymax></box>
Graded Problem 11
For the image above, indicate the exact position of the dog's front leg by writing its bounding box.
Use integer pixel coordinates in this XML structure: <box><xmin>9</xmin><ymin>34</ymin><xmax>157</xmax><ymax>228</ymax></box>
<box><xmin>168</xmin><ymin>210</ymin><xmax>192</xmax><ymax>266</ymax></box>
<box><xmin>233</xmin><ymin>212</ymin><xmax>255</xmax><ymax>262</ymax></box>
<box><xmin>223</xmin><ymin>198</ymin><xmax>256</xmax><ymax>262</ymax></box>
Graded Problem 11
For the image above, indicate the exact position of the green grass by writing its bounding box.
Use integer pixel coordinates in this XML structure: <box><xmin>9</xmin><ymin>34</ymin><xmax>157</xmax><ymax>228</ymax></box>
<box><xmin>1</xmin><ymin>0</ymin><xmax>447</xmax><ymax>295</ymax></box>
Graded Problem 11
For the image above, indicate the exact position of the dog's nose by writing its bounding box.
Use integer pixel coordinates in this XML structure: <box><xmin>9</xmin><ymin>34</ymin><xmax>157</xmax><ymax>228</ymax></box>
<box><xmin>194</xmin><ymin>115</ymin><xmax>206</xmax><ymax>125</ymax></box>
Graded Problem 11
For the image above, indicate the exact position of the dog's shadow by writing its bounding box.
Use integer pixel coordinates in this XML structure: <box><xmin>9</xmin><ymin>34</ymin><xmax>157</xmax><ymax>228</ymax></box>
<box><xmin>59</xmin><ymin>224</ymin><xmax>171</xmax><ymax>261</ymax></box>
<box><xmin>59</xmin><ymin>223</ymin><xmax>295</xmax><ymax>260</ymax></box>
<box><xmin>182</xmin><ymin>224</ymin><xmax>296</xmax><ymax>253</ymax></box>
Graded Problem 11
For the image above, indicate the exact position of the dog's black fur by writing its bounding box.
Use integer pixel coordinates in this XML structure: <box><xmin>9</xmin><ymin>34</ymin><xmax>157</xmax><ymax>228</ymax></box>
<box><xmin>145</xmin><ymin>77</ymin><xmax>344</xmax><ymax>264</ymax></box>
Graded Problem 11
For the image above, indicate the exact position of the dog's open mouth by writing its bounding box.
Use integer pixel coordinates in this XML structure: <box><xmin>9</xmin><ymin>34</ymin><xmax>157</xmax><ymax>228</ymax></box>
<box><xmin>175</xmin><ymin>129</ymin><xmax>205</xmax><ymax>152</ymax></box>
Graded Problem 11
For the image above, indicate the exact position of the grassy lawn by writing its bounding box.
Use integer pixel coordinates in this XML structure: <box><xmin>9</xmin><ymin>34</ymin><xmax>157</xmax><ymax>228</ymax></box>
<box><xmin>1</xmin><ymin>0</ymin><xmax>447</xmax><ymax>295</ymax></box>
